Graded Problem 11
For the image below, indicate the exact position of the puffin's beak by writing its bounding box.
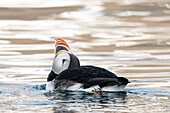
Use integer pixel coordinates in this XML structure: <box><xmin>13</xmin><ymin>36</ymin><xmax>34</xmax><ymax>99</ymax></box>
<box><xmin>55</xmin><ymin>38</ymin><xmax>71</xmax><ymax>50</ymax></box>
<box><xmin>55</xmin><ymin>38</ymin><xmax>71</xmax><ymax>52</ymax></box>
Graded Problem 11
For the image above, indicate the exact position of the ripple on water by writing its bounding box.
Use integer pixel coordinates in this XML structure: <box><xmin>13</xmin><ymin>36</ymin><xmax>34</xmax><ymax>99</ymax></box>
<box><xmin>0</xmin><ymin>85</ymin><xmax>169</xmax><ymax>112</ymax></box>
<box><xmin>0</xmin><ymin>0</ymin><xmax>170</xmax><ymax>112</ymax></box>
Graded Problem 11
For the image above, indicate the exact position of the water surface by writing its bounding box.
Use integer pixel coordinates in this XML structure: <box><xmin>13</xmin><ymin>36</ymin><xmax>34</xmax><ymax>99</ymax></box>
<box><xmin>0</xmin><ymin>0</ymin><xmax>170</xmax><ymax>112</ymax></box>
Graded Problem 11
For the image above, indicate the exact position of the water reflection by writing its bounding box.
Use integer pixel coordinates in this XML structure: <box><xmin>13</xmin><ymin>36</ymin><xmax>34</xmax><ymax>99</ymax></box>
<box><xmin>45</xmin><ymin>90</ymin><xmax>127</xmax><ymax>103</ymax></box>
<box><xmin>0</xmin><ymin>0</ymin><xmax>170</xmax><ymax>112</ymax></box>
<box><xmin>45</xmin><ymin>90</ymin><xmax>127</xmax><ymax>113</ymax></box>
<box><xmin>0</xmin><ymin>84</ymin><xmax>169</xmax><ymax>112</ymax></box>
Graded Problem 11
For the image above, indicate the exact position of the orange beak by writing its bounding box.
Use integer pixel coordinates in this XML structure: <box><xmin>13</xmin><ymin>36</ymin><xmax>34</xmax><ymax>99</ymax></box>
<box><xmin>55</xmin><ymin>38</ymin><xmax>71</xmax><ymax>51</ymax></box>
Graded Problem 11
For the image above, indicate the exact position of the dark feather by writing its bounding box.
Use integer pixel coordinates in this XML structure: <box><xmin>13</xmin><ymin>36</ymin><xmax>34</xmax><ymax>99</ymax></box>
<box><xmin>82</xmin><ymin>78</ymin><xmax>120</xmax><ymax>89</ymax></box>
<box><xmin>54</xmin><ymin>66</ymin><xmax>129</xmax><ymax>89</ymax></box>
<box><xmin>56</xmin><ymin>66</ymin><xmax>117</xmax><ymax>83</ymax></box>
<box><xmin>47</xmin><ymin>70</ymin><xmax>58</xmax><ymax>82</ymax></box>
<box><xmin>68</xmin><ymin>54</ymin><xmax>80</xmax><ymax>69</ymax></box>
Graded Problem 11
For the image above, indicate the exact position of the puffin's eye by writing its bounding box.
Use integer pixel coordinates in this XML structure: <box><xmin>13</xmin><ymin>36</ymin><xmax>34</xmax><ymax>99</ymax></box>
<box><xmin>62</xmin><ymin>59</ymin><xmax>66</xmax><ymax>63</ymax></box>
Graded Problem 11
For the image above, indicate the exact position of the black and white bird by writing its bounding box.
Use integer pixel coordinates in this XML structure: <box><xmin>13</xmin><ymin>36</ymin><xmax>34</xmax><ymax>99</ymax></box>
<box><xmin>46</xmin><ymin>38</ymin><xmax>130</xmax><ymax>91</ymax></box>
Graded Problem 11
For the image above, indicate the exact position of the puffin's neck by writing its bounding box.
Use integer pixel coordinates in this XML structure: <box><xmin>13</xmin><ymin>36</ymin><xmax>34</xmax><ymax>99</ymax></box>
<box><xmin>68</xmin><ymin>54</ymin><xmax>80</xmax><ymax>69</ymax></box>
<box><xmin>47</xmin><ymin>70</ymin><xmax>58</xmax><ymax>82</ymax></box>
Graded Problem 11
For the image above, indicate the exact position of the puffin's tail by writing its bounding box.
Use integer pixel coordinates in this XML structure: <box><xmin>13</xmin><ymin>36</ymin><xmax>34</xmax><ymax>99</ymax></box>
<box><xmin>54</xmin><ymin>38</ymin><xmax>71</xmax><ymax>55</ymax></box>
<box><xmin>82</xmin><ymin>77</ymin><xmax>130</xmax><ymax>91</ymax></box>
<box><xmin>117</xmin><ymin>77</ymin><xmax>130</xmax><ymax>86</ymax></box>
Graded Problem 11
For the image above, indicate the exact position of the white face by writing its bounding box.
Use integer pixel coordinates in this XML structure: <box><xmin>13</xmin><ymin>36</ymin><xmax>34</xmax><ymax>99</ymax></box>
<box><xmin>52</xmin><ymin>52</ymin><xmax>70</xmax><ymax>74</ymax></box>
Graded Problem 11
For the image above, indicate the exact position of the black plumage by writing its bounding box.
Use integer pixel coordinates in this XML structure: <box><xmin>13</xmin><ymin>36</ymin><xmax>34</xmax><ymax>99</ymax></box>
<box><xmin>51</xmin><ymin>66</ymin><xmax>129</xmax><ymax>89</ymax></box>
<box><xmin>47</xmin><ymin>70</ymin><xmax>58</xmax><ymax>82</ymax></box>
<box><xmin>47</xmin><ymin>38</ymin><xmax>130</xmax><ymax>91</ymax></box>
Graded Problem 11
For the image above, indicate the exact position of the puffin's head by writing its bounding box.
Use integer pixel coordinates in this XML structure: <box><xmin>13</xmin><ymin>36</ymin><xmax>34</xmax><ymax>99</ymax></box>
<box><xmin>52</xmin><ymin>38</ymin><xmax>80</xmax><ymax>75</ymax></box>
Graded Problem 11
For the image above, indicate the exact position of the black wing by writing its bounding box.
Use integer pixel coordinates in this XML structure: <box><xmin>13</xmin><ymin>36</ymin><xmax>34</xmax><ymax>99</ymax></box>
<box><xmin>56</xmin><ymin>65</ymin><xmax>117</xmax><ymax>82</ymax></box>
<box><xmin>82</xmin><ymin>78</ymin><xmax>120</xmax><ymax>89</ymax></box>
<box><xmin>55</xmin><ymin>66</ymin><xmax>129</xmax><ymax>89</ymax></box>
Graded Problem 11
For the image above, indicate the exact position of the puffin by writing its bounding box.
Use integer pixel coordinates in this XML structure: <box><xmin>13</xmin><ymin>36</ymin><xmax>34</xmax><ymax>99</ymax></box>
<box><xmin>46</xmin><ymin>38</ymin><xmax>130</xmax><ymax>91</ymax></box>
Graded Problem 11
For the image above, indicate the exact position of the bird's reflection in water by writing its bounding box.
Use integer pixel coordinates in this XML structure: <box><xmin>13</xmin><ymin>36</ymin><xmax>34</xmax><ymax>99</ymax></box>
<box><xmin>45</xmin><ymin>90</ymin><xmax>127</xmax><ymax>112</ymax></box>
<box><xmin>45</xmin><ymin>90</ymin><xmax>127</xmax><ymax>102</ymax></box>
<box><xmin>52</xmin><ymin>108</ymin><xmax>77</xmax><ymax>113</ymax></box>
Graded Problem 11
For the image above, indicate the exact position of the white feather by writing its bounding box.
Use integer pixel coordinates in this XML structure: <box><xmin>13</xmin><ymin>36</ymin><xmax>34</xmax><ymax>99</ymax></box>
<box><xmin>46</xmin><ymin>81</ymin><xmax>126</xmax><ymax>92</ymax></box>
<box><xmin>46</xmin><ymin>80</ymin><xmax>55</xmax><ymax>90</ymax></box>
